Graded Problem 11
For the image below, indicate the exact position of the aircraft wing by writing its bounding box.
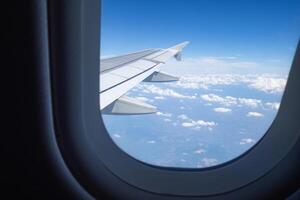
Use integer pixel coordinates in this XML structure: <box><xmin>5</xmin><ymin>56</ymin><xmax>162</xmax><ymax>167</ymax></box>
<box><xmin>100</xmin><ymin>41</ymin><xmax>189</xmax><ymax>115</ymax></box>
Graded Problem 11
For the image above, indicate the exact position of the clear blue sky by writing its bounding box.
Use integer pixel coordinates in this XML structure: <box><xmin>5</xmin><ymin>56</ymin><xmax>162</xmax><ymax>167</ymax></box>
<box><xmin>101</xmin><ymin>0</ymin><xmax>300</xmax><ymax>73</ymax></box>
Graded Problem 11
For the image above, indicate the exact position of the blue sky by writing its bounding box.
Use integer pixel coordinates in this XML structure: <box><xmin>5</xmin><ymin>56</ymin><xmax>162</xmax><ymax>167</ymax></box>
<box><xmin>101</xmin><ymin>0</ymin><xmax>299</xmax><ymax>73</ymax></box>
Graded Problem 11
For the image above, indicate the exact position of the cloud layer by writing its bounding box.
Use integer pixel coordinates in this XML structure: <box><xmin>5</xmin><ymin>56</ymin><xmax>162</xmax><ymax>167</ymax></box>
<box><xmin>170</xmin><ymin>74</ymin><xmax>286</xmax><ymax>94</ymax></box>
<box><xmin>139</xmin><ymin>84</ymin><xmax>196</xmax><ymax>99</ymax></box>
<box><xmin>201</xmin><ymin>93</ymin><xmax>262</xmax><ymax>108</ymax></box>
<box><xmin>108</xmin><ymin>72</ymin><xmax>286</xmax><ymax>168</ymax></box>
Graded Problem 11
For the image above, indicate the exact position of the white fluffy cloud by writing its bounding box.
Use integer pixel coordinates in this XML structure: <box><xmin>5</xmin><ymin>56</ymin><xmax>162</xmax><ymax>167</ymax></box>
<box><xmin>182</xmin><ymin>120</ymin><xmax>216</xmax><ymax>128</ymax></box>
<box><xmin>238</xmin><ymin>98</ymin><xmax>262</xmax><ymax>108</ymax></box>
<box><xmin>139</xmin><ymin>84</ymin><xmax>196</xmax><ymax>99</ymax></box>
<box><xmin>194</xmin><ymin>149</ymin><xmax>206</xmax><ymax>154</ymax></box>
<box><xmin>196</xmin><ymin>120</ymin><xmax>217</xmax><ymax>127</ymax></box>
<box><xmin>201</xmin><ymin>94</ymin><xmax>232</xmax><ymax>105</ymax></box>
<box><xmin>247</xmin><ymin>112</ymin><xmax>264</xmax><ymax>117</ymax></box>
<box><xmin>173</xmin><ymin>74</ymin><xmax>240</xmax><ymax>89</ymax></box>
<box><xmin>182</xmin><ymin>122</ymin><xmax>195</xmax><ymax>127</ymax></box>
<box><xmin>113</xmin><ymin>134</ymin><xmax>121</xmax><ymax>138</ymax></box>
<box><xmin>265</xmin><ymin>102</ymin><xmax>280</xmax><ymax>110</ymax></box>
<box><xmin>239</xmin><ymin>138</ymin><xmax>256</xmax><ymax>145</ymax></box>
<box><xmin>201</xmin><ymin>93</ymin><xmax>262</xmax><ymax>108</ymax></box>
<box><xmin>156</xmin><ymin>112</ymin><xmax>172</xmax><ymax>118</ymax></box>
<box><xmin>170</xmin><ymin>74</ymin><xmax>286</xmax><ymax>94</ymax></box>
<box><xmin>213</xmin><ymin>107</ymin><xmax>232</xmax><ymax>113</ymax></box>
<box><xmin>178</xmin><ymin>114</ymin><xmax>189</xmax><ymax>120</ymax></box>
<box><xmin>154</xmin><ymin>96</ymin><xmax>165</xmax><ymax>100</ymax></box>
<box><xmin>178</xmin><ymin>114</ymin><xmax>217</xmax><ymax>130</ymax></box>
<box><xmin>248</xmin><ymin>76</ymin><xmax>286</xmax><ymax>94</ymax></box>
<box><xmin>200</xmin><ymin>158</ymin><xmax>218</xmax><ymax>167</ymax></box>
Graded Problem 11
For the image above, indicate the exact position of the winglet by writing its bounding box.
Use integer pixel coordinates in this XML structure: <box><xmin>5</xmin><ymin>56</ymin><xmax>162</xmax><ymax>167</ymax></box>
<box><xmin>145</xmin><ymin>41</ymin><xmax>190</xmax><ymax>63</ymax></box>
<box><xmin>170</xmin><ymin>41</ymin><xmax>189</xmax><ymax>61</ymax></box>
<box><xmin>102</xmin><ymin>96</ymin><xmax>157</xmax><ymax>115</ymax></box>
<box><xmin>169</xmin><ymin>41</ymin><xmax>190</xmax><ymax>51</ymax></box>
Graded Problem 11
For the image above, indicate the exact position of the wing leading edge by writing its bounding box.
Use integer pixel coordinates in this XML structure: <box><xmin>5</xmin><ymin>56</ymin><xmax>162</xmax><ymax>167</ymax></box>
<box><xmin>100</xmin><ymin>41</ymin><xmax>189</xmax><ymax>115</ymax></box>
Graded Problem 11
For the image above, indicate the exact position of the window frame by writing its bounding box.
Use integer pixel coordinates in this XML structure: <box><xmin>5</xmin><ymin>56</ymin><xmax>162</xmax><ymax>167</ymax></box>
<box><xmin>48</xmin><ymin>0</ymin><xmax>300</xmax><ymax>198</ymax></box>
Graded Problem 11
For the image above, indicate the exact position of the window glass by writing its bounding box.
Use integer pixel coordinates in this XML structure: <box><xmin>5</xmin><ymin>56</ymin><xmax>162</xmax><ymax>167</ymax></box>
<box><xmin>100</xmin><ymin>0</ymin><xmax>300</xmax><ymax>168</ymax></box>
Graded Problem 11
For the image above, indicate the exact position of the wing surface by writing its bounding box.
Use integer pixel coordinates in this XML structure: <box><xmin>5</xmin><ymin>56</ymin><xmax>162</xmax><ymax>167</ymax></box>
<box><xmin>100</xmin><ymin>41</ymin><xmax>189</xmax><ymax>114</ymax></box>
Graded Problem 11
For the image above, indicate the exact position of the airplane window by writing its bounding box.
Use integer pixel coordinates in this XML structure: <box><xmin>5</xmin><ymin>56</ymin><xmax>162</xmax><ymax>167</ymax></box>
<box><xmin>99</xmin><ymin>0</ymin><xmax>300</xmax><ymax>168</ymax></box>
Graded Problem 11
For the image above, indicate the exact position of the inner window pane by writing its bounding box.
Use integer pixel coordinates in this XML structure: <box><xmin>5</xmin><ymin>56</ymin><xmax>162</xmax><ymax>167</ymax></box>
<box><xmin>99</xmin><ymin>0</ymin><xmax>300</xmax><ymax>168</ymax></box>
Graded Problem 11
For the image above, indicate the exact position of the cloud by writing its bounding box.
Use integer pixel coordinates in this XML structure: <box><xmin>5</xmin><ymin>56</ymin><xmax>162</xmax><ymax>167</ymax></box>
<box><xmin>238</xmin><ymin>98</ymin><xmax>262</xmax><ymax>108</ymax></box>
<box><xmin>213</xmin><ymin>107</ymin><xmax>232</xmax><ymax>113</ymax></box>
<box><xmin>178</xmin><ymin>114</ymin><xmax>189</xmax><ymax>120</ymax></box>
<box><xmin>113</xmin><ymin>134</ymin><xmax>121</xmax><ymax>138</ymax></box>
<box><xmin>147</xmin><ymin>140</ymin><xmax>156</xmax><ymax>144</ymax></box>
<box><xmin>169</xmin><ymin>74</ymin><xmax>286</xmax><ymax>94</ymax></box>
<box><xmin>181</xmin><ymin>120</ymin><xmax>216</xmax><ymax>129</ymax></box>
<box><xmin>248</xmin><ymin>76</ymin><xmax>286</xmax><ymax>94</ymax></box>
<box><xmin>194</xmin><ymin>149</ymin><xmax>206</xmax><ymax>154</ymax></box>
<box><xmin>201</xmin><ymin>94</ymin><xmax>232</xmax><ymax>105</ymax></box>
<box><xmin>154</xmin><ymin>96</ymin><xmax>165</xmax><ymax>100</ymax></box>
<box><xmin>156</xmin><ymin>112</ymin><xmax>172</xmax><ymax>118</ymax></box>
<box><xmin>196</xmin><ymin>120</ymin><xmax>217</xmax><ymax>127</ymax></box>
<box><xmin>178</xmin><ymin>114</ymin><xmax>217</xmax><ymax>130</ymax></box>
<box><xmin>172</xmin><ymin>75</ymin><xmax>238</xmax><ymax>90</ymax></box>
<box><xmin>201</xmin><ymin>93</ymin><xmax>262</xmax><ymax>108</ymax></box>
<box><xmin>200</xmin><ymin>158</ymin><xmax>218</xmax><ymax>167</ymax></box>
<box><xmin>182</xmin><ymin>122</ymin><xmax>195</xmax><ymax>127</ymax></box>
<box><xmin>239</xmin><ymin>138</ymin><xmax>255</xmax><ymax>145</ymax></box>
<box><xmin>265</xmin><ymin>102</ymin><xmax>280</xmax><ymax>110</ymax></box>
<box><xmin>247</xmin><ymin>112</ymin><xmax>264</xmax><ymax>117</ymax></box>
<box><xmin>139</xmin><ymin>84</ymin><xmax>196</xmax><ymax>99</ymax></box>
<box><xmin>164</xmin><ymin>118</ymin><xmax>172</xmax><ymax>122</ymax></box>
<box><xmin>173</xmin><ymin>78</ymin><xmax>208</xmax><ymax>90</ymax></box>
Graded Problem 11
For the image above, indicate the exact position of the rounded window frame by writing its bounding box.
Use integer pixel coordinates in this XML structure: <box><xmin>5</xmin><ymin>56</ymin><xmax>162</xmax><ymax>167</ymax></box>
<box><xmin>48</xmin><ymin>0</ymin><xmax>300</xmax><ymax>197</ymax></box>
